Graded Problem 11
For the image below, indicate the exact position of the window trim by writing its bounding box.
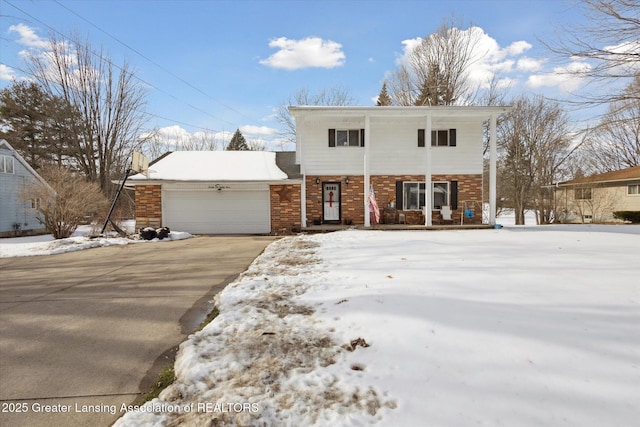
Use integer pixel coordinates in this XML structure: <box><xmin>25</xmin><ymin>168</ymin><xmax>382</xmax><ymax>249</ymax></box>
<box><xmin>575</xmin><ymin>187</ymin><xmax>592</xmax><ymax>200</ymax></box>
<box><xmin>628</xmin><ymin>184</ymin><xmax>640</xmax><ymax>196</ymax></box>
<box><xmin>401</xmin><ymin>181</ymin><xmax>451</xmax><ymax>211</ymax></box>
<box><xmin>1</xmin><ymin>155</ymin><xmax>15</xmax><ymax>174</ymax></box>
<box><xmin>329</xmin><ymin>128</ymin><xmax>365</xmax><ymax>147</ymax></box>
<box><xmin>418</xmin><ymin>128</ymin><xmax>457</xmax><ymax>147</ymax></box>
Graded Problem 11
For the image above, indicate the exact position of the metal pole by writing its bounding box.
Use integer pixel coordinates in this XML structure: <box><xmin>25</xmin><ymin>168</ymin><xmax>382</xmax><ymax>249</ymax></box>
<box><xmin>100</xmin><ymin>169</ymin><xmax>131</xmax><ymax>235</ymax></box>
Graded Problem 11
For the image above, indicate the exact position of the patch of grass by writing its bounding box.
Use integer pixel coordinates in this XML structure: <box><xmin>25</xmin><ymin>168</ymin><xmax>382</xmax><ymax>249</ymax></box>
<box><xmin>142</xmin><ymin>364</ymin><xmax>175</xmax><ymax>403</ymax></box>
<box><xmin>197</xmin><ymin>306</ymin><xmax>220</xmax><ymax>331</ymax></box>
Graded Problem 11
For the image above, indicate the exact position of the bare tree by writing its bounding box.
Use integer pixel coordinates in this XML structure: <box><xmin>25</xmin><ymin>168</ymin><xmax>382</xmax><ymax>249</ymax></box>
<box><xmin>386</xmin><ymin>19</ymin><xmax>482</xmax><ymax>106</ymax></box>
<box><xmin>24</xmin><ymin>33</ymin><xmax>148</xmax><ymax>195</ymax></box>
<box><xmin>21</xmin><ymin>165</ymin><xmax>108</xmax><ymax>239</ymax></box>
<box><xmin>545</xmin><ymin>0</ymin><xmax>640</xmax><ymax>105</ymax></box>
<box><xmin>140</xmin><ymin>128</ymin><xmax>223</xmax><ymax>160</ymax></box>
<box><xmin>581</xmin><ymin>76</ymin><xmax>640</xmax><ymax>172</ymax></box>
<box><xmin>498</xmin><ymin>95</ymin><xmax>572</xmax><ymax>224</ymax></box>
<box><xmin>276</xmin><ymin>85</ymin><xmax>356</xmax><ymax>147</ymax></box>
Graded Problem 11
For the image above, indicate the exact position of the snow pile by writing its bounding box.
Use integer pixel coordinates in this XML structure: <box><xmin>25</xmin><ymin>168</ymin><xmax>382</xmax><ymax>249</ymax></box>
<box><xmin>115</xmin><ymin>225</ymin><xmax>640</xmax><ymax>426</ymax></box>
<box><xmin>0</xmin><ymin>227</ymin><xmax>192</xmax><ymax>258</ymax></box>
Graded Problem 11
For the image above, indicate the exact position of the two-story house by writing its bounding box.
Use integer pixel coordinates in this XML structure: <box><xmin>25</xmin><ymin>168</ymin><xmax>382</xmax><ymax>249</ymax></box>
<box><xmin>290</xmin><ymin>106</ymin><xmax>510</xmax><ymax>228</ymax></box>
<box><xmin>130</xmin><ymin>106</ymin><xmax>510</xmax><ymax>234</ymax></box>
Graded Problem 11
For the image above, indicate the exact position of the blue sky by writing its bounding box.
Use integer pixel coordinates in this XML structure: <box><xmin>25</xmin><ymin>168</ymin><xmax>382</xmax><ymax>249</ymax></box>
<box><xmin>1</xmin><ymin>0</ymin><xmax>597</xmax><ymax>149</ymax></box>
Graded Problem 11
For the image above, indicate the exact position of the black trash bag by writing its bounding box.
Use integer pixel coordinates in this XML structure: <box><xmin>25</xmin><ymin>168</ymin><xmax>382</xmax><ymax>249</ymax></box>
<box><xmin>139</xmin><ymin>227</ymin><xmax>157</xmax><ymax>240</ymax></box>
<box><xmin>156</xmin><ymin>227</ymin><xmax>170</xmax><ymax>240</ymax></box>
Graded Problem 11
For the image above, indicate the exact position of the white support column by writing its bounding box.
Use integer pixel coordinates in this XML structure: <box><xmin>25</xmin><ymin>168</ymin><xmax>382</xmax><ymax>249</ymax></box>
<box><xmin>489</xmin><ymin>114</ymin><xmax>497</xmax><ymax>225</ymax></box>
<box><xmin>364</xmin><ymin>114</ymin><xmax>371</xmax><ymax>227</ymax></box>
<box><xmin>425</xmin><ymin>114</ymin><xmax>432</xmax><ymax>226</ymax></box>
<box><xmin>298</xmin><ymin>125</ymin><xmax>307</xmax><ymax>228</ymax></box>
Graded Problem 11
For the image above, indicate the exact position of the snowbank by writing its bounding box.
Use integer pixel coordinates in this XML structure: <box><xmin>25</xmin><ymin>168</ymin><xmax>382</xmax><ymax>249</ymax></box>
<box><xmin>115</xmin><ymin>224</ymin><xmax>640</xmax><ymax>426</ymax></box>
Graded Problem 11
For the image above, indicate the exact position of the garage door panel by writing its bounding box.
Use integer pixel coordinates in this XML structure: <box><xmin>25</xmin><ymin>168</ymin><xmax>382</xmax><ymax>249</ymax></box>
<box><xmin>163</xmin><ymin>190</ymin><xmax>270</xmax><ymax>234</ymax></box>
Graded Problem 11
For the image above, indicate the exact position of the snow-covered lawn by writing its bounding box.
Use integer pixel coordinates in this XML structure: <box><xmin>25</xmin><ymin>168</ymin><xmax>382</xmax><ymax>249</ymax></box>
<box><xmin>114</xmin><ymin>224</ymin><xmax>640</xmax><ymax>427</ymax></box>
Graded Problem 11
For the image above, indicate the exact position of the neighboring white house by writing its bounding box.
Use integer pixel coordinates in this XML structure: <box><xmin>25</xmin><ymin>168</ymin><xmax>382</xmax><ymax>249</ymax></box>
<box><xmin>289</xmin><ymin>106</ymin><xmax>511</xmax><ymax>227</ymax></box>
<box><xmin>553</xmin><ymin>165</ymin><xmax>640</xmax><ymax>223</ymax></box>
<box><xmin>0</xmin><ymin>140</ymin><xmax>51</xmax><ymax>237</ymax></box>
<box><xmin>128</xmin><ymin>151</ymin><xmax>301</xmax><ymax>234</ymax></box>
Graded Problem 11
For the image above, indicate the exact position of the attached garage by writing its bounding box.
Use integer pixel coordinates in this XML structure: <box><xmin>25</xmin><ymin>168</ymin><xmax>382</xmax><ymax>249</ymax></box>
<box><xmin>163</xmin><ymin>184</ymin><xmax>270</xmax><ymax>234</ymax></box>
<box><xmin>130</xmin><ymin>151</ymin><xmax>300</xmax><ymax>235</ymax></box>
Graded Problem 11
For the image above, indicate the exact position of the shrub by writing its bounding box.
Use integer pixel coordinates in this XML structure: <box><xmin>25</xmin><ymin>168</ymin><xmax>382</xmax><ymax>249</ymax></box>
<box><xmin>22</xmin><ymin>166</ymin><xmax>109</xmax><ymax>238</ymax></box>
<box><xmin>613</xmin><ymin>211</ymin><xmax>640</xmax><ymax>223</ymax></box>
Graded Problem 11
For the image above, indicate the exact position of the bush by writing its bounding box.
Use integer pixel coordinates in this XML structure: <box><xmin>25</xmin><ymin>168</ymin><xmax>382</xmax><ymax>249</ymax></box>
<box><xmin>613</xmin><ymin>211</ymin><xmax>640</xmax><ymax>223</ymax></box>
<box><xmin>22</xmin><ymin>166</ymin><xmax>109</xmax><ymax>239</ymax></box>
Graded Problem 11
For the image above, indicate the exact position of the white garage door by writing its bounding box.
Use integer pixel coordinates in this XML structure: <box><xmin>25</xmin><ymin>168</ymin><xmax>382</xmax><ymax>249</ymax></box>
<box><xmin>163</xmin><ymin>189</ymin><xmax>270</xmax><ymax>234</ymax></box>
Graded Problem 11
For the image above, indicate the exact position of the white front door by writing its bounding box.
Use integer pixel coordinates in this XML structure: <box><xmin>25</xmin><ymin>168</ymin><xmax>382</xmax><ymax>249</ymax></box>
<box><xmin>322</xmin><ymin>182</ymin><xmax>341</xmax><ymax>223</ymax></box>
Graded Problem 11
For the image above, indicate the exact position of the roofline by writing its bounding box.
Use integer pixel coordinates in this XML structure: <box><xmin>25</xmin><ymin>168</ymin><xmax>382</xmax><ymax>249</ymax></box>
<box><xmin>553</xmin><ymin>176</ymin><xmax>640</xmax><ymax>187</ymax></box>
<box><xmin>0</xmin><ymin>139</ymin><xmax>56</xmax><ymax>194</ymax></box>
<box><xmin>289</xmin><ymin>105</ymin><xmax>512</xmax><ymax>118</ymax></box>
<box><xmin>123</xmin><ymin>178</ymin><xmax>301</xmax><ymax>187</ymax></box>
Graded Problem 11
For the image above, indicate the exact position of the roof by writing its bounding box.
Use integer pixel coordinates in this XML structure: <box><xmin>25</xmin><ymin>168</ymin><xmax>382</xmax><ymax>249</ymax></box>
<box><xmin>129</xmin><ymin>151</ymin><xmax>289</xmax><ymax>182</ymax></box>
<box><xmin>0</xmin><ymin>139</ymin><xmax>55</xmax><ymax>193</ymax></box>
<box><xmin>289</xmin><ymin>105</ymin><xmax>512</xmax><ymax>119</ymax></box>
<box><xmin>557</xmin><ymin>166</ymin><xmax>640</xmax><ymax>186</ymax></box>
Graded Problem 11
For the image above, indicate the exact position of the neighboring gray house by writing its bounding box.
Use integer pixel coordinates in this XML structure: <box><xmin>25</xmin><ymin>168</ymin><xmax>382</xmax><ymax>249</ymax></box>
<box><xmin>0</xmin><ymin>140</ymin><xmax>51</xmax><ymax>237</ymax></box>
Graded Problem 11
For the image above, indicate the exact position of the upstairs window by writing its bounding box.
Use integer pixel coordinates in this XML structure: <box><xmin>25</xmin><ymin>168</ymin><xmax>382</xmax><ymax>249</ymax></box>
<box><xmin>0</xmin><ymin>155</ymin><xmax>15</xmax><ymax>174</ymax></box>
<box><xmin>628</xmin><ymin>184</ymin><xmax>639</xmax><ymax>195</ymax></box>
<box><xmin>329</xmin><ymin>129</ymin><xmax>365</xmax><ymax>147</ymax></box>
<box><xmin>418</xmin><ymin>129</ymin><xmax>457</xmax><ymax>147</ymax></box>
<box><xmin>575</xmin><ymin>188</ymin><xmax>592</xmax><ymax>200</ymax></box>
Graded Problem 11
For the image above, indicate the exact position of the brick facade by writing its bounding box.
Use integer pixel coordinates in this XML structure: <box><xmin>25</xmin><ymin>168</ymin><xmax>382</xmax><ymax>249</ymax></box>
<box><xmin>270</xmin><ymin>184</ymin><xmax>302</xmax><ymax>235</ymax></box>
<box><xmin>306</xmin><ymin>174</ymin><xmax>483</xmax><ymax>225</ymax></box>
<box><xmin>134</xmin><ymin>184</ymin><xmax>162</xmax><ymax>229</ymax></box>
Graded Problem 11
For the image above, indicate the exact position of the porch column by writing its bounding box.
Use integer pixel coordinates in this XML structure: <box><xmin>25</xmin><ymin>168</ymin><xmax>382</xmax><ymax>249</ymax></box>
<box><xmin>364</xmin><ymin>114</ymin><xmax>371</xmax><ymax>227</ymax></box>
<box><xmin>298</xmin><ymin>125</ymin><xmax>307</xmax><ymax>228</ymax></box>
<box><xmin>489</xmin><ymin>114</ymin><xmax>497</xmax><ymax>225</ymax></box>
<box><xmin>424</xmin><ymin>114</ymin><xmax>432</xmax><ymax>226</ymax></box>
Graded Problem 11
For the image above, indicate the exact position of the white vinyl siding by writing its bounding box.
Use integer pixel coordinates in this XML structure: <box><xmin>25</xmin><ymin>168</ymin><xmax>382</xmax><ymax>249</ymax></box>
<box><xmin>299</xmin><ymin>116</ymin><xmax>483</xmax><ymax>176</ymax></box>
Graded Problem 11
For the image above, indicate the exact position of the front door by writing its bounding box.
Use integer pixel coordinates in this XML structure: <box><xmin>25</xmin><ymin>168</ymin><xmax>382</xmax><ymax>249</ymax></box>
<box><xmin>322</xmin><ymin>182</ymin><xmax>341</xmax><ymax>223</ymax></box>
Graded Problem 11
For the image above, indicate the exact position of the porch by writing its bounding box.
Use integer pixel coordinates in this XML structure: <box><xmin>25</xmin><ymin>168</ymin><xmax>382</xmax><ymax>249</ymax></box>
<box><xmin>302</xmin><ymin>223</ymin><xmax>494</xmax><ymax>233</ymax></box>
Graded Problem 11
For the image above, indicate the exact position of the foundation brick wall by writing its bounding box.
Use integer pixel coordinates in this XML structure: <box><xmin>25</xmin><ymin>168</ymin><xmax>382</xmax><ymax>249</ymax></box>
<box><xmin>307</xmin><ymin>174</ymin><xmax>483</xmax><ymax>225</ymax></box>
<box><xmin>270</xmin><ymin>184</ymin><xmax>302</xmax><ymax>235</ymax></box>
<box><xmin>134</xmin><ymin>184</ymin><xmax>162</xmax><ymax>228</ymax></box>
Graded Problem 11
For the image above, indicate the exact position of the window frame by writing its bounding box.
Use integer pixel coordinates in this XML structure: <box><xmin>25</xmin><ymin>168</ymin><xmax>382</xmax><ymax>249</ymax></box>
<box><xmin>1</xmin><ymin>155</ymin><xmax>15</xmax><ymax>174</ymax></box>
<box><xmin>627</xmin><ymin>184</ymin><xmax>640</xmax><ymax>196</ymax></box>
<box><xmin>329</xmin><ymin>128</ymin><xmax>364</xmax><ymax>147</ymax></box>
<box><xmin>575</xmin><ymin>187</ymin><xmax>592</xmax><ymax>200</ymax></box>
<box><xmin>418</xmin><ymin>128</ymin><xmax>457</xmax><ymax>147</ymax></box>
<box><xmin>402</xmin><ymin>181</ymin><xmax>450</xmax><ymax>211</ymax></box>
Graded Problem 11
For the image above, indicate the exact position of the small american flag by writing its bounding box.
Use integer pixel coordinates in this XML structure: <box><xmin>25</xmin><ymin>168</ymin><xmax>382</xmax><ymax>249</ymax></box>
<box><xmin>369</xmin><ymin>186</ymin><xmax>380</xmax><ymax>224</ymax></box>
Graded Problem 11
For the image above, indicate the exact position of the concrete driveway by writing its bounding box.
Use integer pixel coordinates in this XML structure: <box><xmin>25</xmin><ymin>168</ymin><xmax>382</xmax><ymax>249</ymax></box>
<box><xmin>0</xmin><ymin>236</ymin><xmax>275</xmax><ymax>427</ymax></box>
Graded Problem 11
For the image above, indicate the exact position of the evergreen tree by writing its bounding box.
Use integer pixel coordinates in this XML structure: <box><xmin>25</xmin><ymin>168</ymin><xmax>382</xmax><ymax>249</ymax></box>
<box><xmin>376</xmin><ymin>82</ymin><xmax>392</xmax><ymax>106</ymax></box>
<box><xmin>0</xmin><ymin>81</ymin><xmax>82</xmax><ymax>170</ymax></box>
<box><xmin>226</xmin><ymin>129</ymin><xmax>249</xmax><ymax>151</ymax></box>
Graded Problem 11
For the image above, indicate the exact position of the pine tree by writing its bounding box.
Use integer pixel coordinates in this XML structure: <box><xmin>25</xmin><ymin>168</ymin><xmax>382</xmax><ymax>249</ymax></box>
<box><xmin>376</xmin><ymin>82</ymin><xmax>392</xmax><ymax>106</ymax></box>
<box><xmin>226</xmin><ymin>129</ymin><xmax>249</xmax><ymax>151</ymax></box>
<box><xmin>0</xmin><ymin>81</ymin><xmax>81</xmax><ymax>169</ymax></box>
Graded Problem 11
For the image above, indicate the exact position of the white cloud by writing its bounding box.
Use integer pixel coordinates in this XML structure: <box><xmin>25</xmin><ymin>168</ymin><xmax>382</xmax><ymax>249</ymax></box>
<box><xmin>240</xmin><ymin>125</ymin><xmax>278</xmax><ymax>137</ymax></box>
<box><xmin>8</xmin><ymin>23</ymin><xmax>49</xmax><ymax>49</ymax></box>
<box><xmin>398</xmin><ymin>28</ymin><xmax>536</xmax><ymax>90</ymax></box>
<box><xmin>260</xmin><ymin>36</ymin><xmax>345</xmax><ymax>70</ymax></box>
<box><xmin>0</xmin><ymin>64</ymin><xmax>16</xmax><ymax>81</ymax></box>
<box><xmin>517</xmin><ymin>57</ymin><xmax>545</xmax><ymax>72</ymax></box>
<box><xmin>505</xmin><ymin>40</ymin><xmax>532</xmax><ymax>56</ymax></box>
<box><xmin>527</xmin><ymin>61</ymin><xmax>591</xmax><ymax>92</ymax></box>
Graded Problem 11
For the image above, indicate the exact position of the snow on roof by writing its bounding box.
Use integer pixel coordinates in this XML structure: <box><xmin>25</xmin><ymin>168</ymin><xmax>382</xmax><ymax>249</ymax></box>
<box><xmin>130</xmin><ymin>151</ymin><xmax>288</xmax><ymax>181</ymax></box>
